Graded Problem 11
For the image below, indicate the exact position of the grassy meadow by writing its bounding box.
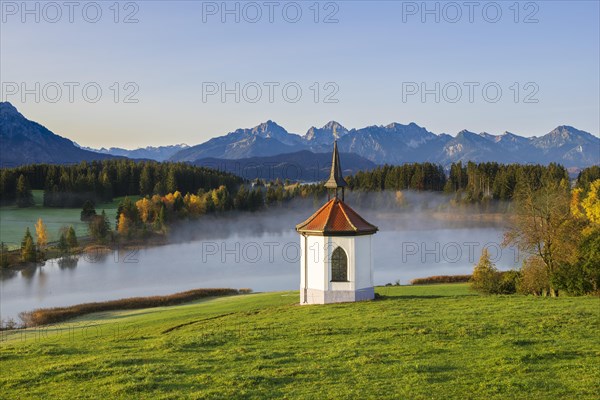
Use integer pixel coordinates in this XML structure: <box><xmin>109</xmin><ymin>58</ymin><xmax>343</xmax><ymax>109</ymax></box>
<box><xmin>0</xmin><ymin>191</ymin><xmax>139</xmax><ymax>249</ymax></box>
<box><xmin>1</xmin><ymin>284</ymin><xmax>598</xmax><ymax>399</ymax></box>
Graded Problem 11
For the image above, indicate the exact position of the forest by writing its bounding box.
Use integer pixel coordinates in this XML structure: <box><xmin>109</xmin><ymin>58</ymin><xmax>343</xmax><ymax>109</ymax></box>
<box><xmin>0</xmin><ymin>160</ymin><xmax>242</xmax><ymax>207</ymax></box>
<box><xmin>3</xmin><ymin>160</ymin><xmax>597</xmax><ymax>208</ymax></box>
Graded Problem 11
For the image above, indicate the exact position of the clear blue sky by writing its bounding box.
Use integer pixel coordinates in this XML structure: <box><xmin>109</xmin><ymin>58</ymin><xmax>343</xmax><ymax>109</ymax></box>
<box><xmin>1</xmin><ymin>0</ymin><xmax>598</xmax><ymax>148</ymax></box>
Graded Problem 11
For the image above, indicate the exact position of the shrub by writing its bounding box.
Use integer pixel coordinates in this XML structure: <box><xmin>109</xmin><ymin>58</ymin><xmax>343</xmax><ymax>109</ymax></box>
<box><xmin>497</xmin><ymin>270</ymin><xmax>520</xmax><ymax>294</ymax></box>
<box><xmin>518</xmin><ymin>256</ymin><xmax>550</xmax><ymax>296</ymax></box>
<box><xmin>19</xmin><ymin>288</ymin><xmax>242</xmax><ymax>327</ymax></box>
<box><xmin>410</xmin><ymin>275</ymin><xmax>472</xmax><ymax>285</ymax></box>
<box><xmin>552</xmin><ymin>229</ymin><xmax>600</xmax><ymax>295</ymax></box>
<box><xmin>66</xmin><ymin>226</ymin><xmax>78</xmax><ymax>248</ymax></box>
<box><xmin>470</xmin><ymin>249</ymin><xmax>499</xmax><ymax>294</ymax></box>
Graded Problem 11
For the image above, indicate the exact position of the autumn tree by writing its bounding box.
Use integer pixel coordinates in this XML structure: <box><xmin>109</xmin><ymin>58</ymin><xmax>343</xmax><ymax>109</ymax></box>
<box><xmin>136</xmin><ymin>197</ymin><xmax>152</xmax><ymax>223</ymax></box>
<box><xmin>503</xmin><ymin>179</ymin><xmax>581</xmax><ymax>296</ymax></box>
<box><xmin>34</xmin><ymin>218</ymin><xmax>48</xmax><ymax>251</ymax></box>
<box><xmin>518</xmin><ymin>256</ymin><xmax>550</xmax><ymax>296</ymax></box>
<box><xmin>212</xmin><ymin>186</ymin><xmax>232</xmax><ymax>212</ymax></box>
<box><xmin>580</xmin><ymin>179</ymin><xmax>600</xmax><ymax>228</ymax></box>
<box><xmin>116</xmin><ymin>197</ymin><xmax>139</xmax><ymax>231</ymax></box>
<box><xmin>118</xmin><ymin>213</ymin><xmax>131</xmax><ymax>237</ymax></box>
<box><xmin>554</xmin><ymin>179</ymin><xmax>600</xmax><ymax>294</ymax></box>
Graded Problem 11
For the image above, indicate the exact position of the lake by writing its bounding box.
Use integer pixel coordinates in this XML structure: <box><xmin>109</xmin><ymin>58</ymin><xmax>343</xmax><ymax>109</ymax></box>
<box><xmin>0</xmin><ymin>195</ymin><xmax>520</xmax><ymax>322</ymax></box>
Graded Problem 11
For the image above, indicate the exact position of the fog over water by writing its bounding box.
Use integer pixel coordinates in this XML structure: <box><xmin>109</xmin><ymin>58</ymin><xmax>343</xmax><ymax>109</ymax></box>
<box><xmin>0</xmin><ymin>191</ymin><xmax>520</xmax><ymax>321</ymax></box>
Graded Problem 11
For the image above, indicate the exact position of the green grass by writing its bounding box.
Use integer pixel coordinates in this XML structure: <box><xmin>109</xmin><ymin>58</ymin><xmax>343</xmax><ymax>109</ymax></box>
<box><xmin>1</xmin><ymin>284</ymin><xmax>599</xmax><ymax>399</ymax></box>
<box><xmin>0</xmin><ymin>191</ymin><xmax>139</xmax><ymax>248</ymax></box>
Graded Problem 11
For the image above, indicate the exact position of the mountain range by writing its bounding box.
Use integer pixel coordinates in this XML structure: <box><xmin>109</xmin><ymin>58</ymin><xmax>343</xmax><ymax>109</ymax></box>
<box><xmin>169</xmin><ymin>120</ymin><xmax>599</xmax><ymax>169</ymax></box>
<box><xmin>1</xmin><ymin>101</ymin><xmax>598</xmax><ymax>173</ymax></box>
<box><xmin>76</xmin><ymin>144</ymin><xmax>189</xmax><ymax>162</ymax></box>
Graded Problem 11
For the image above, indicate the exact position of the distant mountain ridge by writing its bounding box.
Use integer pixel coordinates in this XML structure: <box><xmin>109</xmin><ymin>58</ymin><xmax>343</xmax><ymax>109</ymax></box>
<box><xmin>170</xmin><ymin>119</ymin><xmax>599</xmax><ymax>169</ymax></box>
<box><xmin>77</xmin><ymin>144</ymin><xmax>189</xmax><ymax>162</ymax></box>
<box><xmin>0</xmin><ymin>102</ymin><xmax>119</xmax><ymax>167</ymax></box>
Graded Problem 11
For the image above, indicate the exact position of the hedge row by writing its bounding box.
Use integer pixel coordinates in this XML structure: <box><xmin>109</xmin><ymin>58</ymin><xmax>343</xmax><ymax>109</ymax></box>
<box><xmin>19</xmin><ymin>288</ymin><xmax>250</xmax><ymax>327</ymax></box>
<box><xmin>410</xmin><ymin>275</ymin><xmax>472</xmax><ymax>285</ymax></box>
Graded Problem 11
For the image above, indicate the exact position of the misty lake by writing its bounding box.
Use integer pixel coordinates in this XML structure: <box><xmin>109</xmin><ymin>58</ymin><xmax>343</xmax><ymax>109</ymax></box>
<box><xmin>0</xmin><ymin>195</ymin><xmax>520</xmax><ymax>321</ymax></box>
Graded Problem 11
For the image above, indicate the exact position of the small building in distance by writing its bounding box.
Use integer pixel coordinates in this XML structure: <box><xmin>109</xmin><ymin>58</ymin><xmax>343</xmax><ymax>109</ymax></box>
<box><xmin>296</xmin><ymin>142</ymin><xmax>378</xmax><ymax>304</ymax></box>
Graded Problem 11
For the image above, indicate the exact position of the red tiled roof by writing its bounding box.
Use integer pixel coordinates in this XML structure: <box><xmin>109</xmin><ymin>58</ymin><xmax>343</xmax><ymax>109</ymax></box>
<box><xmin>296</xmin><ymin>198</ymin><xmax>378</xmax><ymax>236</ymax></box>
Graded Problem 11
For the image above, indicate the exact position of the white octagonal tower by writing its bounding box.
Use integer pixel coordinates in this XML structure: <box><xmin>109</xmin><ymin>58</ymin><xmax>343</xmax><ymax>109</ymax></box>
<box><xmin>296</xmin><ymin>142</ymin><xmax>378</xmax><ymax>304</ymax></box>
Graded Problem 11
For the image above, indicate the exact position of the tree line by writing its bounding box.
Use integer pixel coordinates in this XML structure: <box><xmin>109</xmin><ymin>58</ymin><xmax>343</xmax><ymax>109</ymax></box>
<box><xmin>3</xmin><ymin>160</ymin><xmax>596</xmax><ymax>208</ymax></box>
<box><xmin>347</xmin><ymin>161</ymin><xmax>577</xmax><ymax>202</ymax></box>
<box><xmin>0</xmin><ymin>160</ymin><xmax>243</xmax><ymax>207</ymax></box>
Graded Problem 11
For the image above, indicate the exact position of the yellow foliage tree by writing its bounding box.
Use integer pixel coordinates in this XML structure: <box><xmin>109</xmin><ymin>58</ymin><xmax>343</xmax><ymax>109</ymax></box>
<box><xmin>34</xmin><ymin>218</ymin><xmax>48</xmax><ymax>249</ymax></box>
<box><xmin>162</xmin><ymin>191</ymin><xmax>182</xmax><ymax>210</ymax></box>
<box><xmin>184</xmin><ymin>193</ymin><xmax>204</xmax><ymax>215</ymax></box>
<box><xmin>570</xmin><ymin>187</ymin><xmax>585</xmax><ymax>219</ymax></box>
<box><xmin>581</xmin><ymin>180</ymin><xmax>600</xmax><ymax>227</ymax></box>
<box><xmin>136</xmin><ymin>198</ymin><xmax>152</xmax><ymax>223</ymax></box>
<box><xmin>117</xmin><ymin>213</ymin><xmax>130</xmax><ymax>236</ymax></box>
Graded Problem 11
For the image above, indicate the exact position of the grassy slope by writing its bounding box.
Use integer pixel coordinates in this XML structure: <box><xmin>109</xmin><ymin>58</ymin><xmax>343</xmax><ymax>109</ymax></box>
<box><xmin>0</xmin><ymin>191</ymin><xmax>139</xmax><ymax>248</ymax></box>
<box><xmin>1</xmin><ymin>284</ymin><xmax>598</xmax><ymax>399</ymax></box>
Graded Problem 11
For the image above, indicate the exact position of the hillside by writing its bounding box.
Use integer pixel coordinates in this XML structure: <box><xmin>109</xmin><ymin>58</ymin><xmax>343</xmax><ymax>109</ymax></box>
<box><xmin>1</xmin><ymin>285</ymin><xmax>598</xmax><ymax>399</ymax></box>
<box><xmin>0</xmin><ymin>102</ymin><xmax>118</xmax><ymax>167</ymax></box>
<box><xmin>193</xmin><ymin>150</ymin><xmax>377</xmax><ymax>181</ymax></box>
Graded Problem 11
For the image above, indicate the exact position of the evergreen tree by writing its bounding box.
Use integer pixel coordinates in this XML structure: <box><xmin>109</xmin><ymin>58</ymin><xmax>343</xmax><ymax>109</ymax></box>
<box><xmin>166</xmin><ymin>169</ymin><xmax>177</xmax><ymax>194</ymax></box>
<box><xmin>58</xmin><ymin>232</ymin><xmax>69</xmax><ymax>254</ymax></box>
<box><xmin>66</xmin><ymin>226</ymin><xmax>78</xmax><ymax>248</ymax></box>
<box><xmin>21</xmin><ymin>228</ymin><xmax>36</xmax><ymax>262</ymax></box>
<box><xmin>234</xmin><ymin>186</ymin><xmax>250</xmax><ymax>211</ymax></box>
<box><xmin>265</xmin><ymin>186</ymin><xmax>277</xmax><ymax>205</ymax></box>
<box><xmin>89</xmin><ymin>210</ymin><xmax>111</xmax><ymax>242</ymax></box>
<box><xmin>470</xmin><ymin>249</ymin><xmax>499</xmax><ymax>294</ymax></box>
<box><xmin>80</xmin><ymin>200</ymin><xmax>97</xmax><ymax>221</ymax></box>
<box><xmin>154</xmin><ymin>204</ymin><xmax>166</xmax><ymax>230</ymax></box>
<box><xmin>139</xmin><ymin>165</ymin><xmax>152</xmax><ymax>196</ymax></box>
<box><xmin>16</xmin><ymin>174</ymin><xmax>34</xmax><ymax>207</ymax></box>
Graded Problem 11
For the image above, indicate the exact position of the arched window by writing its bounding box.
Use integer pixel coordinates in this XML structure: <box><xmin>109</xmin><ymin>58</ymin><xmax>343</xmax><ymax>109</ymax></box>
<box><xmin>331</xmin><ymin>247</ymin><xmax>348</xmax><ymax>282</ymax></box>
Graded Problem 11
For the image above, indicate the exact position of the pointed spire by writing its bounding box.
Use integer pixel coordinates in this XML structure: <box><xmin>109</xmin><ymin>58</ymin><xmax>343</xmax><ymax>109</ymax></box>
<box><xmin>324</xmin><ymin>141</ymin><xmax>347</xmax><ymax>190</ymax></box>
